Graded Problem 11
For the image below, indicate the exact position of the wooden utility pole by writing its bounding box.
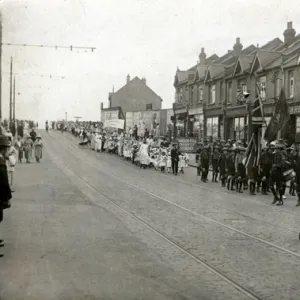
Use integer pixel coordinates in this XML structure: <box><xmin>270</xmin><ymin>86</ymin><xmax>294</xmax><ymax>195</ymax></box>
<box><xmin>9</xmin><ymin>57</ymin><xmax>13</xmax><ymax>126</ymax></box>
<box><xmin>0</xmin><ymin>14</ymin><xmax>2</xmax><ymax>125</ymax></box>
<box><xmin>13</xmin><ymin>76</ymin><xmax>15</xmax><ymax>121</ymax></box>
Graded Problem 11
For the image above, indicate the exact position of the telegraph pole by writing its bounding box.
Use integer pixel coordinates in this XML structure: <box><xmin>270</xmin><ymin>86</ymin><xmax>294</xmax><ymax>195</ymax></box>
<box><xmin>9</xmin><ymin>57</ymin><xmax>13</xmax><ymax>126</ymax></box>
<box><xmin>0</xmin><ymin>14</ymin><xmax>2</xmax><ymax>126</ymax></box>
<box><xmin>13</xmin><ymin>76</ymin><xmax>16</xmax><ymax>121</ymax></box>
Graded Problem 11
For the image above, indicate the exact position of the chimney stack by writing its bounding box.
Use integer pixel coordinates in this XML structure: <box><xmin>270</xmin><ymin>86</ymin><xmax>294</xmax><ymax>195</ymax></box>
<box><xmin>284</xmin><ymin>21</ymin><xmax>296</xmax><ymax>46</ymax></box>
<box><xmin>126</xmin><ymin>74</ymin><xmax>130</xmax><ymax>84</ymax></box>
<box><xmin>199</xmin><ymin>48</ymin><xmax>207</xmax><ymax>65</ymax></box>
<box><xmin>233</xmin><ymin>37</ymin><xmax>243</xmax><ymax>56</ymax></box>
<box><xmin>141</xmin><ymin>77</ymin><xmax>147</xmax><ymax>85</ymax></box>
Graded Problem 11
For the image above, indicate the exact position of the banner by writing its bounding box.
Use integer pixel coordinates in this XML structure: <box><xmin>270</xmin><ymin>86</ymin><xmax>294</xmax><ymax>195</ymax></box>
<box><xmin>104</xmin><ymin>119</ymin><xmax>124</xmax><ymax>129</ymax></box>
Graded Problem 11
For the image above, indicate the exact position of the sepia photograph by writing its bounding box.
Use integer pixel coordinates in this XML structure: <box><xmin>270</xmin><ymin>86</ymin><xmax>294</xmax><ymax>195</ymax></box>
<box><xmin>1</xmin><ymin>0</ymin><xmax>300</xmax><ymax>299</ymax></box>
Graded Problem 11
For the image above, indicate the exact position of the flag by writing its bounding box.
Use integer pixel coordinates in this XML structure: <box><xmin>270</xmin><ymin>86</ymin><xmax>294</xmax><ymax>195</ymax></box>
<box><xmin>252</xmin><ymin>82</ymin><xmax>265</xmax><ymax>125</ymax></box>
<box><xmin>264</xmin><ymin>88</ymin><xmax>290</xmax><ymax>143</ymax></box>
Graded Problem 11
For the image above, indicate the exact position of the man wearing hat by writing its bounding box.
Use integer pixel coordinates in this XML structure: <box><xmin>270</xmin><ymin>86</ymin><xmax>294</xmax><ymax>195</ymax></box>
<box><xmin>270</xmin><ymin>143</ymin><xmax>285</xmax><ymax>205</ymax></box>
<box><xmin>0</xmin><ymin>135</ymin><xmax>12</xmax><ymax>257</ymax></box>
<box><xmin>200</xmin><ymin>144</ymin><xmax>210</xmax><ymax>182</ymax></box>
<box><xmin>219</xmin><ymin>147</ymin><xmax>227</xmax><ymax>187</ymax></box>
<box><xmin>293</xmin><ymin>132</ymin><xmax>300</xmax><ymax>207</ymax></box>
<box><xmin>195</xmin><ymin>143</ymin><xmax>202</xmax><ymax>176</ymax></box>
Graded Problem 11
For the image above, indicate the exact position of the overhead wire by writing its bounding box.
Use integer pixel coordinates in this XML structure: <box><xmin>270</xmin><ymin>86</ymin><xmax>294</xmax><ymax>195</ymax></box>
<box><xmin>1</xmin><ymin>42</ymin><xmax>96</xmax><ymax>52</ymax></box>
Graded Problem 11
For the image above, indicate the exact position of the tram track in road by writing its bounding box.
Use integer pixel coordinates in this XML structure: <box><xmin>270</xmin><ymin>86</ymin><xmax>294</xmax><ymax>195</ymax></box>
<box><xmin>50</xmin><ymin>131</ymin><xmax>300</xmax><ymax>258</ymax></box>
<box><xmin>58</xmin><ymin>131</ymin><xmax>299</xmax><ymax>216</ymax></box>
<box><xmin>43</xmin><ymin>132</ymin><xmax>263</xmax><ymax>300</ymax></box>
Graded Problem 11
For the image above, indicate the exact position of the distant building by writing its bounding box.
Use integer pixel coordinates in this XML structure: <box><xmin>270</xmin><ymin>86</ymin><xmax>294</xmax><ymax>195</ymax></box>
<box><xmin>105</xmin><ymin>75</ymin><xmax>162</xmax><ymax>114</ymax></box>
<box><xmin>101</xmin><ymin>75</ymin><xmax>163</xmax><ymax>131</ymax></box>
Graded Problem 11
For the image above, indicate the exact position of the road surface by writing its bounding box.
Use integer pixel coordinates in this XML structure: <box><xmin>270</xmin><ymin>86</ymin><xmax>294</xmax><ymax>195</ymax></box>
<box><xmin>1</xmin><ymin>130</ymin><xmax>300</xmax><ymax>300</ymax></box>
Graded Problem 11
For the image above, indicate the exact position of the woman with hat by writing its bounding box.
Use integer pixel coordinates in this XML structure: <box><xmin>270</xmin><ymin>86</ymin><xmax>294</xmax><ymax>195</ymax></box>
<box><xmin>33</xmin><ymin>135</ymin><xmax>43</xmax><ymax>163</ymax></box>
<box><xmin>0</xmin><ymin>134</ymin><xmax>12</xmax><ymax>257</ymax></box>
<box><xmin>24</xmin><ymin>135</ymin><xmax>34</xmax><ymax>163</ymax></box>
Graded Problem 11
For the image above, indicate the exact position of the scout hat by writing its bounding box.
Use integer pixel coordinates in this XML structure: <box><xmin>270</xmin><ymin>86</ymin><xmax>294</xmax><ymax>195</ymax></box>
<box><xmin>0</xmin><ymin>134</ymin><xmax>11</xmax><ymax>147</ymax></box>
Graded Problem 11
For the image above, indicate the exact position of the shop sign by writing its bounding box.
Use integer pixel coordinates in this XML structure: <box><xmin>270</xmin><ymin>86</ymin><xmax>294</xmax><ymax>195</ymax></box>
<box><xmin>175</xmin><ymin>108</ymin><xmax>187</xmax><ymax>114</ymax></box>
<box><xmin>177</xmin><ymin>138</ymin><xmax>197</xmax><ymax>153</ymax></box>
<box><xmin>189</xmin><ymin>107</ymin><xmax>203</xmax><ymax>115</ymax></box>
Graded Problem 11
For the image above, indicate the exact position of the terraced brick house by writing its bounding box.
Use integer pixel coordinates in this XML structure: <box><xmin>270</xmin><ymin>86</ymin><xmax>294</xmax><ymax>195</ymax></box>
<box><xmin>173</xmin><ymin>21</ymin><xmax>300</xmax><ymax>144</ymax></box>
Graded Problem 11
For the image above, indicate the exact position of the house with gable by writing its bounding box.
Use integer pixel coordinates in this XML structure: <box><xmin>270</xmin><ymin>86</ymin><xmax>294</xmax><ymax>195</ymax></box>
<box><xmin>173</xmin><ymin>21</ymin><xmax>300</xmax><ymax>143</ymax></box>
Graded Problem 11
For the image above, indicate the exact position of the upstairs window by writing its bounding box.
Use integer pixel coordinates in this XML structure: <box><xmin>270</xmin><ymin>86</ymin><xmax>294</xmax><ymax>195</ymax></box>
<box><xmin>209</xmin><ymin>84</ymin><xmax>216</xmax><ymax>104</ymax></box>
<box><xmin>191</xmin><ymin>86</ymin><xmax>194</xmax><ymax>104</ymax></box>
<box><xmin>179</xmin><ymin>88</ymin><xmax>183</xmax><ymax>102</ymax></box>
<box><xmin>275</xmin><ymin>77</ymin><xmax>281</xmax><ymax>98</ymax></box>
<box><xmin>198</xmin><ymin>85</ymin><xmax>204</xmax><ymax>103</ymax></box>
<box><xmin>258</xmin><ymin>76</ymin><xmax>266</xmax><ymax>100</ymax></box>
<box><xmin>219</xmin><ymin>82</ymin><xmax>223</xmax><ymax>103</ymax></box>
<box><xmin>185</xmin><ymin>86</ymin><xmax>189</xmax><ymax>103</ymax></box>
<box><xmin>227</xmin><ymin>81</ymin><xmax>232</xmax><ymax>104</ymax></box>
<box><xmin>289</xmin><ymin>70</ymin><xmax>294</xmax><ymax>98</ymax></box>
<box><xmin>146</xmin><ymin>104</ymin><xmax>152</xmax><ymax>110</ymax></box>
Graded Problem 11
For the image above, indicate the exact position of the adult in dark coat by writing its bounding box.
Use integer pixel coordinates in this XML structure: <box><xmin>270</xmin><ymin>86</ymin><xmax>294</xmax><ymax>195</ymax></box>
<box><xmin>30</xmin><ymin>129</ymin><xmax>37</xmax><ymax>143</ymax></box>
<box><xmin>0</xmin><ymin>135</ymin><xmax>12</xmax><ymax>257</ymax></box>
<box><xmin>171</xmin><ymin>144</ymin><xmax>180</xmax><ymax>175</ymax></box>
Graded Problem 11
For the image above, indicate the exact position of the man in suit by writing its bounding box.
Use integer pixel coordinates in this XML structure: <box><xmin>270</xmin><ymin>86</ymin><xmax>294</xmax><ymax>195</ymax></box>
<box><xmin>171</xmin><ymin>143</ymin><xmax>180</xmax><ymax>175</ymax></box>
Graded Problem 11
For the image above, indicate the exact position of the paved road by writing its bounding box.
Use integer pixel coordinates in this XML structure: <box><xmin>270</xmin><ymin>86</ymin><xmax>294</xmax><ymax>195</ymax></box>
<box><xmin>1</xmin><ymin>130</ymin><xmax>300</xmax><ymax>300</ymax></box>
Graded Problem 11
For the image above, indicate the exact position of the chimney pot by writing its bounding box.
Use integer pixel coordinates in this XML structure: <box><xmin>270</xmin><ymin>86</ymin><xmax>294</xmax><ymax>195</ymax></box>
<box><xmin>199</xmin><ymin>47</ymin><xmax>207</xmax><ymax>65</ymax></box>
<box><xmin>233</xmin><ymin>37</ymin><xmax>243</xmax><ymax>56</ymax></box>
<box><xmin>236</xmin><ymin>37</ymin><xmax>240</xmax><ymax>43</ymax></box>
<box><xmin>126</xmin><ymin>74</ymin><xmax>130</xmax><ymax>83</ymax></box>
<box><xmin>284</xmin><ymin>21</ymin><xmax>296</xmax><ymax>46</ymax></box>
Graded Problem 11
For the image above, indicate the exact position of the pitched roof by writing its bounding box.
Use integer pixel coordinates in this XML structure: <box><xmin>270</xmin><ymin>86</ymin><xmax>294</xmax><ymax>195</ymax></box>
<box><xmin>187</xmin><ymin>54</ymin><xmax>220</xmax><ymax>71</ymax></box>
<box><xmin>260</xmin><ymin>38</ymin><xmax>284</xmax><ymax>51</ymax></box>
<box><xmin>283</xmin><ymin>52</ymin><xmax>300</xmax><ymax>68</ymax></box>
<box><xmin>250</xmin><ymin>50</ymin><xmax>282</xmax><ymax>73</ymax></box>
<box><xmin>232</xmin><ymin>54</ymin><xmax>255</xmax><ymax>76</ymax></box>
<box><xmin>195</xmin><ymin>65</ymin><xmax>208</xmax><ymax>81</ymax></box>
<box><xmin>205</xmin><ymin>64</ymin><xmax>225</xmax><ymax>82</ymax></box>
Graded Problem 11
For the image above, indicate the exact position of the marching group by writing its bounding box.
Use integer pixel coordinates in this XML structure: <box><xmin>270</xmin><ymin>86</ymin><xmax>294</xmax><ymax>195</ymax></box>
<box><xmin>0</xmin><ymin>121</ymin><xmax>42</xmax><ymax>257</ymax></box>
<box><xmin>62</xmin><ymin>121</ymin><xmax>300</xmax><ymax>208</ymax></box>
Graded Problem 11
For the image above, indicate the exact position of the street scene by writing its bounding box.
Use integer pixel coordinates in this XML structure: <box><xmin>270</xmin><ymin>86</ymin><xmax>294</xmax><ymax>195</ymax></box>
<box><xmin>1</xmin><ymin>0</ymin><xmax>300</xmax><ymax>299</ymax></box>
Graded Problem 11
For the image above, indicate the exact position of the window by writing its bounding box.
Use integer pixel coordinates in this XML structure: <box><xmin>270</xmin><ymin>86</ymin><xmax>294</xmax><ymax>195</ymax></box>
<box><xmin>191</xmin><ymin>86</ymin><xmax>194</xmax><ymax>104</ymax></box>
<box><xmin>289</xmin><ymin>70</ymin><xmax>294</xmax><ymax>98</ymax></box>
<box><xmin>146</xmin><ymin>104</ymin><xmax>152</xmax><ymax>110</ymax></box>
<box><xmin>275</xmin><ymin>77</ymin><xmax>281</xmax><ymax>98</ymax></box>
<box><xmin>234</xmin><ymin>117</ymin><xmax>245</xmax><ymax>141</ymax></box>
<box><xmin>258</xmin><ymin>76</ymin><xmax>266</xmax><ymax>100</ymax></box>
<box><xmin>220</xmin><ymin>82</ymin><xmax>223</xmax><ymax>103</ymax></box>
<box><xmin>206</xmin><ymin>117</ymin><xmax>219</xmax><ymax>138</ymax></box>
<box><xmin>227</xmin><ymin>82</ymin><xmax>232</xmax><ymax>104</ymax></box>
<box><xmin>179</xmin><ymin>88</ymin><xmax>183</xmax><ymax>102</ymax></box>
<box><xmin>209</xmin><ymin>84</ymin><xmax>216</xmax><ymax>104</ymax></box>
<box><xmin>198</xmin><ymin>85</ymin><xmax>204</xmax><ymax>103</ymax></box>
<box><xmin>185</xmin><ymin>86</ymin><xmax>189</xmax><ymax>102</ymax></box>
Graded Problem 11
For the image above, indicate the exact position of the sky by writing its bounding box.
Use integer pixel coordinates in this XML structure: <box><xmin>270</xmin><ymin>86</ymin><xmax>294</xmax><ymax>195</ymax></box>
<box><xmin>1</xmin><ymin>0</ymin><xmax>300</xmax><ymax>127</ymax></box>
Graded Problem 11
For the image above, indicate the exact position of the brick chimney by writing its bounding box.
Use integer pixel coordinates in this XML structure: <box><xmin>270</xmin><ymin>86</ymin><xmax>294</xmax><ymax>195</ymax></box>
<box><xmin>233</xmin><ymin>37</ymin><xmax>243</xmax><ymax>56</ymax></box>
<box><xmin>199</xmin><ymin>48</ymin><xmax>206</xmax><ymax>65</ymax></box>
<box><xmin>126</xmin><ymin>74</ymin><xmax>130</xmax><ymax>84</ymax></box>
<box><xmin>284</xmin><ymin>21</ymin><xmax>296</xmax><ymax>46</ymax></box>
<box><xmin>141</xmin><ymin>77</ymin><xmax>147</xmax><ymax>85</ymax></box>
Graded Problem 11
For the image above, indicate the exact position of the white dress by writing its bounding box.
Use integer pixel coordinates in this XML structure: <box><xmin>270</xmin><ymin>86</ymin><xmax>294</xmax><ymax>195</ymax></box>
<box><xmin>138</xmin><ymin>144</ymin><xmax>150</xmax><ymax>165</ymax></box>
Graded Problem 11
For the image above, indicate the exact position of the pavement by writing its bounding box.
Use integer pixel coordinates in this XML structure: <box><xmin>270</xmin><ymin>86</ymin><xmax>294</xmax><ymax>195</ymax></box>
<box><xmin>1</xmin><ymin>130</ymin><xmax>300</xmax><ymax>300</ymax></box>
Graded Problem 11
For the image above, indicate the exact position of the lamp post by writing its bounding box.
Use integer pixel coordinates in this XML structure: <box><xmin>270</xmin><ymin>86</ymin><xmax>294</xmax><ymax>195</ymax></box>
<box><xmin>245</xmin><ymin>92</ymin><xmax>251</xmax><ymax>142</ymax></box>
<box><xmin>222</xmin><ymin>100</ymin><xmax>227</xmax><ymax>140</ymax></box>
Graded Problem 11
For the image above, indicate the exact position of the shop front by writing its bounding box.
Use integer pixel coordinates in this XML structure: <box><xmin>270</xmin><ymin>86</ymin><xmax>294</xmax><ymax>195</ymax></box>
<box><xmin>188</xmin><ymin>107</ymin><xmax>204</xmax><ymax>139</ymax></box>
<box><xmin>173</xmin><ymin>103</ymin><xmax>188</xmax><ymax>138</ymax></box>
<box><xmin>205</xmin><ymin>106</ymin><xmax>223</xmax><ymax>140</ymax></box>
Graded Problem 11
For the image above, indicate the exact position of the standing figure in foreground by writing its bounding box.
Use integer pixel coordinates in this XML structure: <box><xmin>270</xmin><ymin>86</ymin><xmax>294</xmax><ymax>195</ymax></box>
<box><xmin>6</xmin><ymin>136</ymin><xmax>17</xmax><ymax>192</ymax></box>
<box><xmin>24</xmin><ymin>136</ymin><xmax>34</xmax><ymax>163</ymax></box>
<box><xmin>171</xmin><ymin>143</ymin><xmax>180</xmax><ymax>176</ymax></box>
<box><xmin>14</xmin><ymin>136</ymin><xmax>24</xmax><ymax>163</ymax></box>
<box><xmin>0</xmin><ymin>135</ymin><xmax>12</xmax><ymax>257</ymax></box>
<box><xmin>34</xmin><ymin>136</ymin><xmax>43</xmax><ymax>163</ymax></box>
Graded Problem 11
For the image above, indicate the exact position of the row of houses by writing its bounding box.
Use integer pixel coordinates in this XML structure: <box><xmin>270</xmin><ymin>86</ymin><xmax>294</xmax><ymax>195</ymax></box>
<box><xmin>173</xmin><ymin>21</ymin><xmax>300</xmax><ymax>144</ymax></box>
